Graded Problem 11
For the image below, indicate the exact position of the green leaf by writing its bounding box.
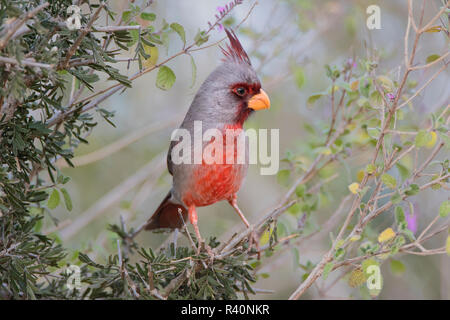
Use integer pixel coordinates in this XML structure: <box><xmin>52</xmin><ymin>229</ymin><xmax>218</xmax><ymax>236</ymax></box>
<box><xmin>395</xmin><ymin>206</ymin><xmax>405</xmax><ymax>223</ymax></box>
<box><xmin>404</xmin><ymin>184</ymin><xmax>419</xmax><ymax>196</ymax></box>
<box><xmin>47</xmin><ymin>189</ymin><xmax>60</xmax><ymax>209</ymax></box>
<box><xmin>140</xmin><ymin>12</ymin><xmax>156</xmax><ymax>21</ymax></box>
<box><xmin>293</xmin><ymin>66</ymin><xmax>305</xmax><ymax>89</ymax></box>
<box><xmin>78</xmin><ymin>253</ymin><xmax>103</xmax><ymax>268</ymax></box>
<box><xmin>128</xmin><ymin>22</ymin><xmax>140</xmax><ymax>46</ymax></box>
<box><xmin>122</xmin><ymin>11</ymin><xmax>132</xmax><ymax>23</ymax></box>
<box><xmin>439</xmin><ymin>200</ymin><xmax>450</xmax><ymax>218</ymax></box>
<box><xmin>194</xmin><ymin>30</ymin><xmax>209</xmax><ymax>46</ymax></box>
<box><xmin>189</xmin><ymin>55</ymin><xmax>197</xmax><ymax>88</ymax></box>
<box><xmin>359</xmin><ymin>78</ymin><xmax>371</xmax><ymax>97</ymax></box>
<box><xmin>391</xmin><ymin>192</ymin><xmax>402</xmax><ymax>204</ymax></box>
<box><xmin>288</xmin><ymin>203</ymin><xmax>301</xmax><ymax>215</ymax></box>
<box><xmin>390</xmin><ymin>259</ymin><xmax>406</xmax><ymax>276</ymax></box>
<box><xmin>381</xmin><ymin>173</ymin><xmax>397</xmax><ymax>189</ymax></box>
<box><xmin>334</xmin><ymin>247</ymin><xmax>345</xmax><ymax>260</ymax></box>
<box><xmin>277</xmin><ymin>169</ymin><xmax>290</xmax><ymax>187</ymax></box>
<box><xmin>370</xmin><ymin>90</ymin><xmax>382</xmax><ymax>106</ymax></box>
<box><xmin>306</xmin><ymin>93</ymin><xmax>323</xmax><ymax>108</ymax></box>
<box><xmin>348</xmin><ymin>268</ymin><xmax>366</xmax><ymax>288</ymax></box>
<box><xmin>156</xmin><ymin>66</ymin><xmax>176</xmax><ymax>90</ymax></box>
<box><xmin>322</xmin><ymin>262</ymin><xmax>333</xmax><ymax>280</ymax></box>
<box><xmin>415</xmin><ymin>130</ymin><xmax>432</xmax><ymax>148</ymax></box>
<box><xmin>295</xmin><ymin>184</ymin><xmax>306</xmax><ymax>198</ymax></box>
<box><xmin>425</xmin><ymin>54</ymin><xmax>440</xmax><ymax>63</ymax></box>
<box><xmin>365</xmin><ymin>164</ymin><xmax>376</xmax><ymax>175</ymax></box>
<box><xmin>362</xmin><ymin>258</ymin><xmax>379</xmax><ymax>274</ymax></box>
<box><xmin>170</xmin><ymin>23</ymin><xmax>186</xmax><ymax>46</ymax></box>
<box><xmin>61</xmin><ymin>188</ymin><xmax>72</xmax><ymax>212</ymax></box>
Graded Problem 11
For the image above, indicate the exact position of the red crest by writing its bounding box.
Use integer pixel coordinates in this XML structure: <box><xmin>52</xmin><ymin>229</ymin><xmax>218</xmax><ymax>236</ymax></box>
<box><xmin>221</xmin><ymin>28</ymin><xmax>251</xmax><ymax>65</ymax></box>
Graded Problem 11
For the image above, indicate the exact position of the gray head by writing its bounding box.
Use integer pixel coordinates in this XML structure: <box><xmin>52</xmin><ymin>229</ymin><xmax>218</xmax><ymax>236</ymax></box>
<box><xmin>183</xmin><ymin>29</ymin><xmax>270</xmax><ymax>128</ymax></box>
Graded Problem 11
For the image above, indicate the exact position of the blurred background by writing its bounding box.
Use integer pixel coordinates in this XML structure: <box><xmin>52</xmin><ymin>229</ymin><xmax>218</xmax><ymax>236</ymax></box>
<box><xmin>48</xmin><ymin>0</ymin><xmax>449</xmax><ymax>299</ymax></box>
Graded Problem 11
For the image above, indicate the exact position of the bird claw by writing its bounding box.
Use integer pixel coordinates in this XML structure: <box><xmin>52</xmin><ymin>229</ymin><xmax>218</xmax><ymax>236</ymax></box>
<box><xmin>197</xmin><ymin>241</ymin><xmax>215</xmax><ymax>264</ymax></box>
<box><xmin>247</xmin><ymin>230</ymin><xmax>261</xmax><ymax>260</ymax></box>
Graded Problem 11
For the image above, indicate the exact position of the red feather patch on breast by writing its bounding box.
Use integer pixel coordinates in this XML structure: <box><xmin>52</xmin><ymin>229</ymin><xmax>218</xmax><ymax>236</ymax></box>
<box><xmin>182</xmin><ymin>124</ymin><xmax>247</xmax><ymax>207</ymax></box>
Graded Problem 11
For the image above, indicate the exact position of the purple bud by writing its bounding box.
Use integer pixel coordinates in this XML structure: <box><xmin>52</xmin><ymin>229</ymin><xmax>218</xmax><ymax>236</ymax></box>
<box><xmin>405</xmin><ymin>205</ymin><xmax>418</xmax><ymax>234</ymax></box>
<box><xmin>216</xmin><ymin>6</ymin><xmax>226</xmax><ymax>14</ymax></box>
<box><xmin>406</xmin><ymin>212</ymin><xmax>418</xmax><ymax>234</ymax></box>
<box><xmin>386</xmin><ymin>93</ymin><xmax>395</xmax><ymax>102</ymax></box>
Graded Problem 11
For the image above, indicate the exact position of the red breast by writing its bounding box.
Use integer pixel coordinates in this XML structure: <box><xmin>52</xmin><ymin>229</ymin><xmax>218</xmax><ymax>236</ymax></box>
<box><xmin>182</xmin><ymin>124</ymin><xmax>247</xmax><ymax>207</ymax></box>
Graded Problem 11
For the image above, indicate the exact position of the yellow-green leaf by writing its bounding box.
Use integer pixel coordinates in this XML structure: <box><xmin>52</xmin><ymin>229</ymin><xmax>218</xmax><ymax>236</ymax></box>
<box><xmin>381</xmin><ymin>173</ymin><xmax>397</xmax><ymax>189</ymax></box>
<box><xmin>322</xmin><ymin>262</ymin><xmax>333</xmax><ymax>280</ymax></box>
<box><xmin>259</xmin><ymin>229</ymin><xmax>271</xmax><ymax>246</ymax></box>
<box><xmin>156</xmin><ymin>66</ymin><xmax>176</xmax><ymax>90</ymax></box>
<box><xmin>61</xmin><ymin>188</ymin><xmax>72</xmax><ymax>212</ymax></box>
<box><xmin>439</xmin><ymin>200</ymin><xmax>450</xmax><ymax>218</ymax></box>
<box><xmin>47</xmin><ymin>189</ymin><xmax>60</xmax><ymax>210</ymax></box>
<box><xmin>348</xmin><ymin>268</ymin><xmax>365</xmax><ymax>288</ymax></box>
<box><xmin>170</xmin><ymin>23</ymin><xmax>186</xmax><ymax>45</ymax></box>
<box><xmin>189</xmin><ymin>55</ymin><xmax>197</xmax><ymax>88</ymax></box>
<box><xmin>415</xmin><ymin>130</ymin><xmax>432</xmax><ymax>148</ymax></box>
<box><xmin>424</xmin><ymin>26</ymin><xmax>442</xmax><ymax>33</ymax></box>
<box><xmin>366</xmin><ymin>164</ymin><xmax>376</xmax><ymax>174</ymax></box>
<box><xmin>277</xmin><ymin>169</ymin><xmax>290</xmax><ymax>186</ymax></box>
<box><xmin>378</xmin><ymin>227</ymin><xmax>396</xmax><ymax>243</ymax></box>
<box><xmin>294</xmin><ymin>66</ymin><xmax>306</xmax><ymax>89</ymax></box>
<box><xmin>140</xmin><ymin>12</ymin><xmax>156</xmax><ymax>21</ymax></box>
<box><xmin>141</xmin><ymin>44</ymin><xmax>158</xmax><ymax>69</ymax></box>
<box><xmin>390</xmin><ymin>259</ymin><xmax>405</xmax><ymax>276</ymax></box>
<box><xmin>426</xmin><ymin>54</ymin><xmax>440</xmax><ymax>63</ymax></box>
<box><xmin>426</xmin><ymin>131</ymin><xmax>437</xmax><ymax>148</ymax></box>
<box><xmin>357</xmin><ymin>170</ymin><xmax>365</xmax><ymax>182</ymax></box>
<box><xmin>306</xmin><ymin>93</ymin><xmax>323</xmax><ymax>108</ymax></box>
<box><xmin>348</xmin><ymin>182</ymin><xmax>360</xmax><ymax>194</ymax></box>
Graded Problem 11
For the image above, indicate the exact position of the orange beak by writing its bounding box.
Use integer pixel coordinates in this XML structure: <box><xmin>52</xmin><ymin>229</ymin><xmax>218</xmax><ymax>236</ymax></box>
<box><xmin>248</xmin><ymin>89</ymin><xmax>270</xmax><ymax>111</ymax></box>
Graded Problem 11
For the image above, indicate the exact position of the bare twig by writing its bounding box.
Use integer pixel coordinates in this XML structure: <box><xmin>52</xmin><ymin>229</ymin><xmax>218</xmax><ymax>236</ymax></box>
<box><xmin>0</xmin><ymin>56</ymin><xmax>53</xmax><ymax>69</ymax></box>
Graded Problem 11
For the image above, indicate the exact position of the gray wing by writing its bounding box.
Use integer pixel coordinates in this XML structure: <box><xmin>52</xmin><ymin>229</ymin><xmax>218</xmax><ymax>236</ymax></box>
<box><xmin>166</xmin><ymin>139</ymin><xmax>177</xmax><ymax>176</ymax></box>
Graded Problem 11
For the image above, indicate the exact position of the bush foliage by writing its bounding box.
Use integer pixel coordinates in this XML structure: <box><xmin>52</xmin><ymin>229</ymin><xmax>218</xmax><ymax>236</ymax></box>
<box><xmin>0</xmin><ymin>0</ymin><xmax>448</xmax><ymax>299</ymax></box>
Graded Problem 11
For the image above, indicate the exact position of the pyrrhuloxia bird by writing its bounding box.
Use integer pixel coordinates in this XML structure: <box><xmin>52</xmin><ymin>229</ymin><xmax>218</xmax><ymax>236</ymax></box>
<box><xmin>145</xmin><ymin>29</ymin><xmax>270</xmax><ymax>252</ymax></box>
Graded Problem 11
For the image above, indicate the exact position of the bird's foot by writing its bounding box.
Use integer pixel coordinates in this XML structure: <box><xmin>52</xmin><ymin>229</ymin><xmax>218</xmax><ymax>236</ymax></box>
<box><xmin>247</xmin><ymin>230</ymin><xmax>261</xmax><ymax>260</ymax></box>
<box><xmin>197</xmin><ymin>241</ymin><xmax>215</xmax><ymax>264</ymax></box>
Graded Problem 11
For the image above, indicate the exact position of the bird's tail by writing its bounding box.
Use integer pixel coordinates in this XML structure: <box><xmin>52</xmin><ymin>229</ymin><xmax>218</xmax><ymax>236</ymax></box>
<box><xmin>145</xmin><ymin>191</ymin><xmax>188</xmax><ymax>230</ymax></box>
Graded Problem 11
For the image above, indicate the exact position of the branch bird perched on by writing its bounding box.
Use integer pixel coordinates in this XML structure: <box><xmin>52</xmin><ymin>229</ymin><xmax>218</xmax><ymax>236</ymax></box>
<box><xmin>144</xmin><ymin>28</ymin><xmax>270</xmax><ymax>254</ymax></box>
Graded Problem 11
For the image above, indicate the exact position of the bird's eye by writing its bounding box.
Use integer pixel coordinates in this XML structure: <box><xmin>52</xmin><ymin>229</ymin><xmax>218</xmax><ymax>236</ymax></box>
<box><xmin>235</xmin><ymin>87</ymin><xmax>247</xmax><ymax>96</ymax></box>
